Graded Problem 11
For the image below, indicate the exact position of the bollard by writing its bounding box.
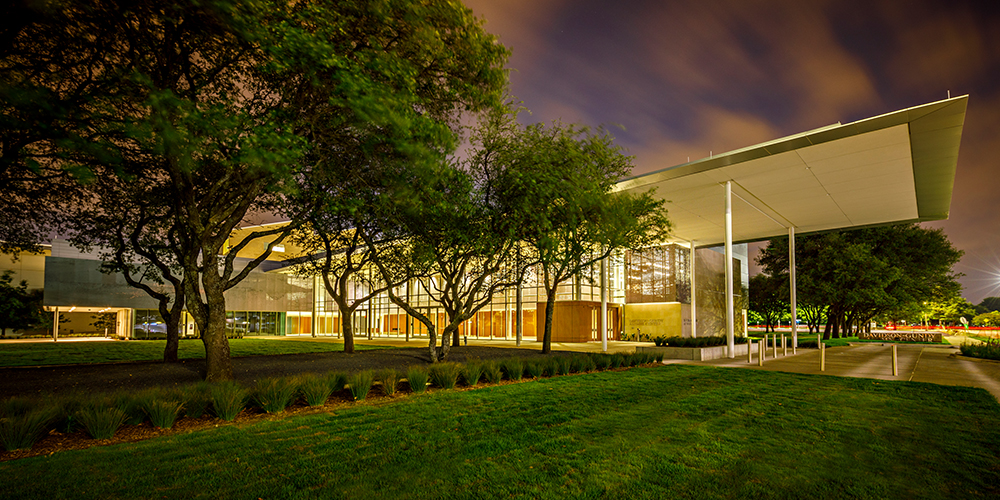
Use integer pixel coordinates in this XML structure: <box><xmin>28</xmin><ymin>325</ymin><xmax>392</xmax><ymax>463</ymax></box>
<box><xmin>782</xmin><ymin>334</ymin><xmax>787</xmax><ymax>356</ymax></box>
<box><xmin>758</xmin><ymin>340</ymin><xmax>763</xmax><ymax>366</ymax></box>
<box><xmin>892</xmin><ymin>344</ymin><xmax>898</xmax><ymax>376</ymax></box>
<box><xmin>793</xmin><ymin>336</ymin><xmax>797</xmax><ymax>355</ymax></box>
<box><xmin>748</xmin><ymin>339</ymin><xmax>753</xmax><ymax>363</ymax></box>
<box><xmin>820</xmin><ymin>342</ymin><xmax>826</xmax><ymax>372</ymax></box>
<box><xmin>773</xmin><ymin>334</ymin><xmax>778</xmax><ymax>359</ymax></box>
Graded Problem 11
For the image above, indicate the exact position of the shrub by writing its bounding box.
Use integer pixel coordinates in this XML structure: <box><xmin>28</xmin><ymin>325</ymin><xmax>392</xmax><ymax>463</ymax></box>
<box><xmin>0</xmin><ymin>407</ymin><xmax>54</xmax><ymax>451</ymax></box>
<box><xmin>569</xmin><ymin>356</ymin><xmax>584</xmax><ymax>373</ymax></box>
<box><xmin>961</xmin><ymin>339</ymin><xmax>1000</xmax><ymax>361</ymax></box>
<box><xmin>542</xmin><ymin>358</ymin><xmax>559</xmax><ymax>377</ymax></box>
<box><xmin>483</xmin><ymin>361</ymin><xmax>503</xmax><ymax>384</ymax></box>
<box><xmin>210</xmin><ymin>382</ymin><xmax>248</xmax><ymax>421</ymax></box>
<box><xmin>50</xmin><ymin>396</ymin><xmax>82</xmax><ymax>433</ymax></box>
<box><xmin>254</xmin><ymin>378</ymin><xmax>299</xmax><ymax>413</ymax></box>
<box><xmin>524</xmin><ymin>360</ymin><xmax>544</xmax><ymax>379</ymax></box>
<box><xmin>580</xmin><ymin>355</ymin><xmax>597</xmax><ymax>372</ymax></box>
<box><xmin>327</xmin><ymin>372</ymin><xmax>348</xmax><ymax>392</ymax></box>
<box><xmin>144</xmin><ymin>399</ymin><xmax>184</xmax><ymax>429</ymax></box>
<box><xmin>798</xmin><ymin>340</ymin><xmax>819</xmax><ymax>349</ymax></box>
<box><xmin>429</xmin><ymin>363</ymin><xmax>460</xmax><ymax>389</ymax></box>
<box><xmin>462</xmin><ymin>361</ymin><xmax>484</xmax><ymax>386</ymax></box>
<box><xmin>377</xmin><ymin>369</ymin><xmax>401</xmax><ymax>396</ymax></box>
<box><xmin>501</xmin><ymin>358</ymin><xmax>524</xmax><ymax>381</ymax></box>
<box><xmin>406</xmin><ymin>367</ymin><xmax>429</xmax><ymax>394</ymax></box>
<box><xmin>300</xmin><ymin>375</ymin><xmax>334</xmax><ymax>407</ymax></box>
<box><xmin>77</xmin><ymin>405</ymin><xmax>127</xmax><ymax>440</ymax></box>
<box><xmin>655</xmin><ymin>352</ymin><xmax>665</xmax><ymax>363</ymax></box>
<box><xmin>348</xmin><ymin>371</ymin><xmax>375</xmax><ymax>401</ymax></box>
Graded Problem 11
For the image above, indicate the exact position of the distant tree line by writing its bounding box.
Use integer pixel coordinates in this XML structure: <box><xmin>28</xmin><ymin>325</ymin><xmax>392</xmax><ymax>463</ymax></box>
<box><xmin>749</xmin><ymin>224</ymin><xmax>964</xmax><ymax>339</ymax></box>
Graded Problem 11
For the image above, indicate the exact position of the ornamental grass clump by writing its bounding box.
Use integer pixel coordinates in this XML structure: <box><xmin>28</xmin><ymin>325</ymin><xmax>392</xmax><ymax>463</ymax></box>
<box><xmin>429</xmin><ymin>363</ymin><xmax>460</xmax><ymax>389</ymax></box>
<box><xmin>254</xmin><ymin>378</ymin><xmax>299</xmax><ymax>413</ymax></box>
<box><xmin>0</xmin><ymin>406</ymin><xmax>54</xmax><ymax>451</ymax></box>
<box><xmin>594</xmin><ymin>354</ymin><xmax>612</xmax><ymax>371</ymax></box>
<box><xmin>524</xmin><ymin>360</ymin><xmax>544</xmax><ymax>379</ymax></box>
<box><xmin>555</xmin><ymin>356</ymin><xmax>572</xmax><ymax>375</ymax></box>
<box><xmin>961</xmin><ymin>339</ymin><xmax>1000</xmax><ymax>361</ymax></box>
<box><xmin>610</xmin><ymin>353</ymin><xmax>625</xmax><ymax>369</ymax></box>
<box><xmin>210</xmin><ymin>381</ymin><xmax>248</xmax><ymax>421</ymax></box>
<box><xmin>569</xmin><ymin>356</ymin><xmax>585</xmax><ymax>373</ymax></box>
<box><xmin>501</xmin><ymin>358</ymin><xmax>524</xmax><ymax>381</ymax></box>
<box><xmin>462</xmin><ymin>361</ymin><xmax>484</xmax><ymax>386</ymax></box>
<box><xmin>327</xmin><ymin>372</ymin><xmax>348</xmax><ymax>392</ymax></box>
<box><xmin>348</xmin><ymin>371</ymin><xmax>374</xmax><ymax>401</ymax></box>
<box><xmin>114</xmin><ymin>392</ymin><xmax>148</xmax><ymax>426</ymax></box>
<box><xmin>406</xmin><ymin>367</ymin><xmax>429</xmax><ymax>394</ymax></box>
<box><xmin>144</xmin><ymin>398</ymin><xmax>184</xmax><ymax>429</ymax></box>
<box><xmin>299</xmin><ymin>375</ymin><xmax>333</xmax><ymax>407</ymax></box>
<box><xmin>483</xmin><ymin>361</ymin><xmax>503</xmax><ymax>384</ymax></box>
<box><xmin>580</xmin><ymin>355</ymin><xmax>597</xmax><ymax>372</ymax></box>
<box><xmin>181</xmin><ymin>383</ymin><xmax>211</xmax><ymax>419</ymax></box>
<box><xmin>77</xmin><ymin>404</ymin><xmax>128</xmax><ymax>440</ymax></box>
<box><xmin>654</xmin><ymin>352</ymin><xmax>665</xmax><ymax>363</ymax></box>
<box><xmin>377</xmin><ymin>369</ymin><xmax>400</xmax><ymax>396</ymax></box>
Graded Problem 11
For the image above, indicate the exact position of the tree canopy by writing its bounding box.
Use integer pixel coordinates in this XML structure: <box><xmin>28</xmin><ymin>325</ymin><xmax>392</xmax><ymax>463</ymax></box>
<box><xmin>757</xmin><ymin>224</ymin><xmax>963</xmax><ymax>338</ymax></box>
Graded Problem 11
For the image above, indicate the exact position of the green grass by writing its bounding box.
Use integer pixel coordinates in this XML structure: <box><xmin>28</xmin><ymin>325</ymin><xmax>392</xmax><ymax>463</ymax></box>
<box><xmin>753</xmin><ymin>335</ymin><xmax>948</xmax><ymax>348</ymax></box>
<box><xmin>2</xmin><ymin>366</ymin><xmax>998</xmax><ymax>499</ymax></box>
<box><xmin>0</xmin><ymin>339</ymin><xmax>389</xmax><ymax>367</ymax></box>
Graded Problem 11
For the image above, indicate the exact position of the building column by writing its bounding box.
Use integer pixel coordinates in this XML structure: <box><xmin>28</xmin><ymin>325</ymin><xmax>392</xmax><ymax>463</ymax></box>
<box><xmin>600</xmin><ymin>255</ymin><xmax>608</xmax><ymax>352</ymax></box>
<box><xmin>789</xmin><ymin>226</ymin><xmax>798</xmax><ymax>348</ymax></box>
<box><xmin>516</xmin><ymin>282</ymin><xmax>523</xmax><ymax>346</ymax></box>
<box><xmin>725</xmin><ymin>181</ymin><xmax>735</xmax><ymax>358</ymax></box>
<box><xmin>52</xmin><ymin>307</ymin><xmax>59</xmax><ymax>342</ymax></box>
<box><xmin>689</xmin><ymin>240</ymin><xmax>697</xmax><ymax>338</ymax></box>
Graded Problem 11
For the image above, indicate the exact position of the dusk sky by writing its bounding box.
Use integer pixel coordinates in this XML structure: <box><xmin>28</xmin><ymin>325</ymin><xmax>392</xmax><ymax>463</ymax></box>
<box><xmin>462</xmin><ymin>0</ymin><xmax>1000</xmax><ymax>303</ymax></box>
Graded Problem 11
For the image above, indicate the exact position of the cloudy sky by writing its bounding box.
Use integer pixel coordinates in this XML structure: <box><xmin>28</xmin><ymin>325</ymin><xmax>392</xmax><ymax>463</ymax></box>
<box><xmin>463</xmin><ymin>0</ymin><xmax>1000</xmax><ymax>303</ymax></box>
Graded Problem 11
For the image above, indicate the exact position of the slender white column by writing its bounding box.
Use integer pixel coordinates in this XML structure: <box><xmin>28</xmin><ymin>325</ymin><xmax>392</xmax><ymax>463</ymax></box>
<box><xmin>690</xmin><ymin>241</ymin><xmax>697</xmax><ymax>338</ymax></box>
<box><xmin>600</xmin><ymin>256</ymin><xmax>608</xmax><ymax>352</ymax></box>
<box><xmin>516</xmin><ymin>282</ymin><xmax>523</xmax><ymax>346</ymax></box>
<box><xmin>725</xmin><ymin>181</ymin><xmax>735</xmax><ymax>358</ymax></box>
<box><xmin>52</xmin><ymin>307</ymin><xmax>59</xmax><ymax>342</ymax></box>
<box><xmin>789</xmin><ymin>226</ymin><xmax>798</xmax><ymax>349</ymax></box>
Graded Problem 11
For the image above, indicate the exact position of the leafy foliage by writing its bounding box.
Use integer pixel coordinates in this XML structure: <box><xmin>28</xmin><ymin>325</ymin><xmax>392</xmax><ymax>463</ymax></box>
<box><xmin>347</xmin><ymin>371</ymin><xmax>374</xmax><ymax>401</ymax></box>
<box><xmin>210</xmin><ymin>382</ymin><xmax>248</xmax><ymax>421</ymax></box>
<box><xmin>405</xmin><ymin>367</ymin><xmax>429</xmax><ymax>394</ymax></box>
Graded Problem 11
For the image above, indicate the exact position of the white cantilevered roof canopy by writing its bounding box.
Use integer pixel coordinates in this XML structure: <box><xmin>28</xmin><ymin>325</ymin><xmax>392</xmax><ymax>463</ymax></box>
<box><xmin>609</xmin><ymin>96</ymin><xmax>967</xmax><ymax>357</ymax></box>
<box><xmin>615</xmin><ymin>95</ymin><xmax>968</xmax><ymax>247</ymax></box>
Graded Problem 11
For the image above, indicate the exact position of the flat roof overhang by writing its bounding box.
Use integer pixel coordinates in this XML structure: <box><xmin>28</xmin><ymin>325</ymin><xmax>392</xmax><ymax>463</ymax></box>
<box><xmin>615</xmin><ymin>96</ymin><xmax>968</xmax><ymax>247</ymax></box>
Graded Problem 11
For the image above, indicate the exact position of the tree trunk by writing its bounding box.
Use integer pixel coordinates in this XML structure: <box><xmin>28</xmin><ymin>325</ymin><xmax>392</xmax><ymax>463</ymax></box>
<box><xmin>452</xmin><ymin>325</ymin><xmax>460</xmax><ymax>347</ymax></box>
<box><xmin>162</xmin><ymin>310</ymin><xmax>181</xmax><ymax>363</ymax></box>
<box><xmin>542</xmin><ymin>288</ymin><xmax>557</xmax><ymax>354</ymax></box>
<box><xmin>200</xmin><ymin>275</ymin><xmax>233</xmax><ymax>382</ymax></box>
<box><xmin>341</xmin><ymin>311</ymin><xmax>355</xmax><ymax>354</ymax></box>
<box><xmin>441</xmin><ymin>324</ymin><xmax>456</xmax><ymax>361</ymax></box>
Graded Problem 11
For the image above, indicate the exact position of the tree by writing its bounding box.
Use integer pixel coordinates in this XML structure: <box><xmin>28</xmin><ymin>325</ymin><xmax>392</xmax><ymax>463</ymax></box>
<box><xmin>928</xmin><ymin>296</ymin><xmax>976</xmax><ymax>326</ymax></box>
<box><xmin>5</xmin><ymin>0</ymin><xmax>507</xmax><ymax>380</ymax></box>
<box><xmin>758</xmin><ymin>224</ymin><xmax>963</xmax><ymax>339</ymax></box>
<box><xmin>977</xmin><ymin>297</ymin><xmax>1000</xmax><ymax>314</ymax></box>
<box><xmin>508</xmin><ymin>122</ymin><xmax>671</xmax><ymax>354</ymax></box>
<box><xmin>0</xmin><ymin>270</ymin><xmax>41</xmax><ymax>337</ymax></box>
<box><xmin>973</xmin><ymin>311</ymin><xmax>1000</xmax><ymax>327</ymax></box>
<box><xmin>90</xmin><ymin>312</ymin><xmax>116</xmax><ymax>336</ymax></box>
<box><xmin>749</xmin><ymin>274</ymin><xmax>786</xmax><ymax>333</ymax></box>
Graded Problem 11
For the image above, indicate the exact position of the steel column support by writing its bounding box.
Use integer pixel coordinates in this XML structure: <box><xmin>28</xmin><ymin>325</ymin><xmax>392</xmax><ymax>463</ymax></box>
<box><xmin>789</xmin><ymin>226</ymin><xmax>798</xmax><ymax>349</ymax></box>
<box><xmin>725</xmin><ymin>181</ymin><xmax>735</xmax><ymax>358</ymax></box>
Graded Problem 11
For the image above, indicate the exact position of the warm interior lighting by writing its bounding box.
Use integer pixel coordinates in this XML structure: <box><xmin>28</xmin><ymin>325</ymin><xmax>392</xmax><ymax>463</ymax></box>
<box><xmin>273</xmin><ymin>244</ymin><xmax>285</xmax><ymax>253</ymax></box>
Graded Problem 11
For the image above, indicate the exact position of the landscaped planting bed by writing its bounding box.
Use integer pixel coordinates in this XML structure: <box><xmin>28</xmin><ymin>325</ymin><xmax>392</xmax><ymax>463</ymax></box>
<box><xmin>0</xmin><ymin>351</ymin><xmax>665</xmax><ymax>460</ymax></box>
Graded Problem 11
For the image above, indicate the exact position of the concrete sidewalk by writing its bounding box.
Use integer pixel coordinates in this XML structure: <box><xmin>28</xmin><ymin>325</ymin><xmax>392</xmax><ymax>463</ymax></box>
<box><xmin>668</xmin><ymin>343</ymin><xmax>1000</xmax><ymax>400</ymax></box>
<box><xmin>282</xmin><ymin>335</ymin><xmax>651</xmax><ymax>354</ymax></box>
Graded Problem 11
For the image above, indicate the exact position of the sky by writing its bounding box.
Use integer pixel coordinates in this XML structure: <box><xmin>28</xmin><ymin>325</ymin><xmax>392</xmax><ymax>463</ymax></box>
<box><xmin>462</xmin><ymin>0</ymin><xmax>1000</xmax><ymax>303</ymax></box>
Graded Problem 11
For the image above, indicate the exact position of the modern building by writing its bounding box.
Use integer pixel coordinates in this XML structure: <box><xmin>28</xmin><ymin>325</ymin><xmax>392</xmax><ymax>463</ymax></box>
<box><xmin>2</xmin><ymin>96</ymin><xmax>967</xmax><ymax>351</ymax></box>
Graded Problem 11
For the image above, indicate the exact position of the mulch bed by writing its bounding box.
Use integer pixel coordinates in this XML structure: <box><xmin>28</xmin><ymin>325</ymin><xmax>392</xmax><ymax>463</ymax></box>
<box><xmin>0</xmin><ymin>345</ymin><xmax>573</xmax><ymax>399</ymax></box>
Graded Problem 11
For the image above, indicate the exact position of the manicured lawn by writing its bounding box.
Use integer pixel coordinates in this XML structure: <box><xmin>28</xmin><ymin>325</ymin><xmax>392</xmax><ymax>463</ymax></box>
<box><xmin>2</xmin><ymin>365</ymin><xmax>998</xmax><ymax>499</ymax></box>
<box><xmin>0</xmin><ymin>339</ymin><xmax>388</xmax><ymax>367</ymax></box>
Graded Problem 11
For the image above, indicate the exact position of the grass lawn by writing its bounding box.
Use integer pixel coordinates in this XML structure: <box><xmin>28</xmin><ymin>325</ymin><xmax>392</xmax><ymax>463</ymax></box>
<box><xmin>0</xmin><ymin>338</ymin><xmax>388</xmax><ymax>367</ymax></box>
<box><xmin>751</xmin><ymin>334</ymin><xmax>947</xmax><ymax>347</ymax></box>
<box><xmin>2</xmin><ymin>365</ymin><xmax>998</xmax><ymax>499</ymax></box>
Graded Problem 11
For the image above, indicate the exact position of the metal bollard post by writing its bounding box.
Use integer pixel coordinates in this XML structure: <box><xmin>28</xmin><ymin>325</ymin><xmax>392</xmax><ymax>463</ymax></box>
<box><xmin>892</xmin><ymin>344</ymin><xmax>898</xmax><ymax>376</ymax></box>
<box><xmin>748</xmin><ymin>339</ymin><xmax>753</xmax><ymax>363</ymax></box>
<box><xmin>782</xmin><ymin>334</ymin><xmax>787</xmax><ymax>356</ymax></box>
<box><xmin>820</xmin><ymin>341</ymin><xmax>826</xmax><ymax>372</ymax></box>
<box><xmin>758</xmin><ymin>340</ymin><xmax>763</xmax><ymax>366</ymax></box>
<box><xmin>773</xmin><ymin>334</ymin><xmax>778</xmax><ymax>359</ymax></box>
<box><xmin>793</xmin><ymin>335</ymin><xmax>797</xmax><ymax>355</ymax></box>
